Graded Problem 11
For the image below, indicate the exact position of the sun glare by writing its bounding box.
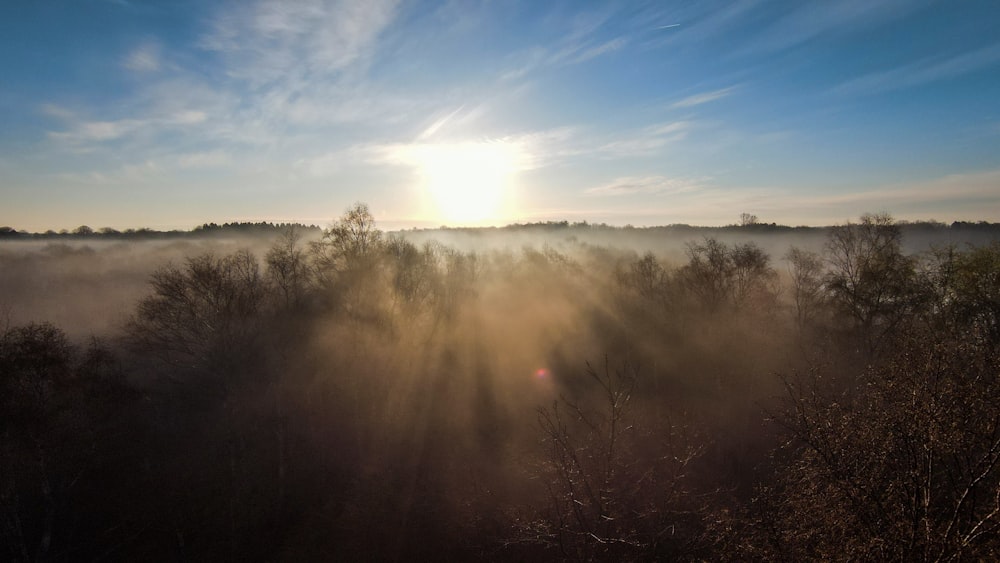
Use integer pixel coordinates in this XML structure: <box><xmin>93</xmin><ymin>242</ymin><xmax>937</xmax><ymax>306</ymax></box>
<box><xmin>415</xmin><ymin>141</ymin><xmax>520</xmax><ymax>224</ymax></box>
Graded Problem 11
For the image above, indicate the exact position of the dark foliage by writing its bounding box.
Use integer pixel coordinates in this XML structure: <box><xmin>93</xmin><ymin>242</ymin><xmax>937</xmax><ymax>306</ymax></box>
<box><xmin>1</xmin><ymin>209</ymin><xmax>999</xmax><ymax>561</ymax></box>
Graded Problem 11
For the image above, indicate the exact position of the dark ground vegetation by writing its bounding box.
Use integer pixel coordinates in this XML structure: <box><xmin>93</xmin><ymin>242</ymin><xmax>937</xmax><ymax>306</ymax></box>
<box><xmin>2</xmin><ymin>206</ymin><xmax>999</xmax><ymax>561</ymax></box>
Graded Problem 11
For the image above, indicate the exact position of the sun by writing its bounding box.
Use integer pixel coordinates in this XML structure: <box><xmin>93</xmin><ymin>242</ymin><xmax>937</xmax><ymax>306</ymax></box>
<box><xmin>415</xmin><ymin>141</ymin><xmax>520</xmax><ymax>224</ymax></box>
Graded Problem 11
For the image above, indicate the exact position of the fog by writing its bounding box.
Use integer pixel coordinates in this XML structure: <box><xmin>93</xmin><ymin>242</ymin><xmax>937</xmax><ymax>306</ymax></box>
<box><xmin>2</xmin><ymin>210</ymin><xmax>999</xmax><ymax>561</ymax></box>
<box><xmin>0</xmin><ymin>236</ymin><xmax>304</xmax><ymax>339</ymax></box>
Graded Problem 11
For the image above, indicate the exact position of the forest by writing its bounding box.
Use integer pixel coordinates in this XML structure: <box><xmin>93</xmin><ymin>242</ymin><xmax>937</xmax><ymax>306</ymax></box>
<box><xmin>2</xmin><ymin>204</ymin><xmax>1000</xmax><ymax>561</ymax></box>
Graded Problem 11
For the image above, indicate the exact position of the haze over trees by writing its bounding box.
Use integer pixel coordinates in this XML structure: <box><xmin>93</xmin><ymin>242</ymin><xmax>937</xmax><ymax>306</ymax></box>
<box><xmin>2</xmin><ymin>204</ymin><xmax>999</xmax><ymax>561</ymax></box>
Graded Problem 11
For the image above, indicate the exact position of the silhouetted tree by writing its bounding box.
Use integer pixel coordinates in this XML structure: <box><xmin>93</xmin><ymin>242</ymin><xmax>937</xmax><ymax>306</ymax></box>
<box><xmin>385</xmin><ymin>235</ymin><xmax>439</xmax><ymax>319</ymax></box>
<box><xmin>311</xmin><ymin>202</ymin><xmax>384</xmax><ymax>280</ymax></box>
<box><xmin>679</xmin><ymin>238</ymin><xmax>777</xmax><ymax>312</ymax></box>
<box><xmin>1</xmin><ymin>324</ymin><xmax>138</xmax><ymax>562</ymax></box>
<box><xmin>824</xmin><ymin>213</ymin><xmax>923</xmax><ymax>358</ymax></box>
<box><xmin>785</xmin><ymin>246</ymin><xmax>826</xmax><ymax>330</ymax></box>
<box><xmin>627</xmin><ymin>252</ymin><xmax>669</xmax><ymax>302</ymax></box>
<box><xmin>266</xmin><ymin>227</ymin><xmax>312</xmax><ymax>311</ymax></box>
<box><xmin>310</xmin><ymin>203</ymin><xmax>387</xmax><ymax>320</ymax></box>
<box><xmin>730</xmin><ymin>241</ymin><xmax>778</xmax><ymax>311</ymax></box>
<box><xmin>921</xmin><ymin>242</ymin><xmax>1000</xmax><ymax>347</ymax></box>
<box><xmin>129</xmin><ymin>250</ymin><xmax>268</xmax><ymax>388</ymax></box>
<box><xmin>679</xmin><ymin>238</ymin><xmax>734</xmax><ymax>312</ymax></box>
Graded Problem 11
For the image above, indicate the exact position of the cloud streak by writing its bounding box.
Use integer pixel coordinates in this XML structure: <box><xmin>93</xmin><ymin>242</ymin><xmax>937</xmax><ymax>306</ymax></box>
<box><xmin>501</xmin><ymin>8</ymin><xmax>629</xmax><ymax>80</ymax></box>
<box><xmin>202</xmin><ymin>0</ymin><xmax>400</xmax><ymax>83</ymax></box>
<box><xmin>123</xmin><ymin>41</ymin><xmax>162</xmax><ymax>72</ymax></box>
<box><xmin>835</xmin><ymin>43</ymin><xmax>1000</xmax><ymax>96</ymax></box>
<box><xmin>671</xmin><ymin>86</ymin><xmax>736</xmax><ymax>108</ymax></box>
<box><xmin>48</xmin><ymin>111</ymin><xmax>207</xmax><ymax>144</ymax></box>
<box><xmin>585</xmin><ymin>175</ymin><xmax>705</xmax><ymax>196</ymax></box>
<box><xmin>739</xmin><ymin>0</ymin><xmax>931</xmax><ymax>56</ymax></box>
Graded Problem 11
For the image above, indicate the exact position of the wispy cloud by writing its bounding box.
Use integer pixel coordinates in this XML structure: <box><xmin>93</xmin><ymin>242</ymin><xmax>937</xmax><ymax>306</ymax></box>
<box><xmin>413</xmin><ymin>104</ymin><xmax>493</xmax><ymax>143</ymax></box>
<box><xmin>566</xmin><ymin>37</ymin><xmax>627</xmax><ymax>64</ymax></box>
<box><xmin>811</xmin><ymin>169</ymin><xmax>1000</xmax><ymax>207</ymax></box>
<box><xmin>502</xmin><ymin>36</ymin><xmax>626</xmax><ymax>80</ymax></box>
<box><xmin>51</xmin><ymin>120</ymin><xmax>141</xmax><ymax>142</ymax></box>
<box><xmin>417</xmin><ymin>106</ymin><xmax>465</xmax><ymax>141</ymax></box>
<box><xmin>835</xmin><ymin>43</ymin><xmax>1000</xmax><ymax>96</ymax></box>
<box><xmin>52</xmin><ymin>160</ymin><xmax>162</xmax><ymax>185</ymax></box>
<box><xmin>123</xmin><ymin>41</ymin><xmax>161</xmax><ymax>72</ymax></box>
<box><xmin>671</xmin><ymin>86</ymin><xmax>736</xmax><ymax>108</ymax></box>
<box><xmin>501</xmin><ymin>8</ymin><xmax>628</xmax><ymax>80</ymax></box>
<box><xmin>740</xmin><ymin>0</ymin><xmax>930</xmax><ymax>56</ymax></box>
<box><xmin>39</xmin><ymin>104</ymin><xmax>76</xmax><ymax>120</ymax></box>
<box><xmin>48</xmin><ymin>111</ymin><xmax>207</xmax><ymax>144</ymax></box>
<box><xmin>202</xmin><ymin>0</ymin><xmax>400</xmax><ymax>82</ymax></box>
<box><xmin>42</xmin><ymin>0</ymin><xmax>411</xmax><ymax>169</ymax></box>
<box><xmin>585</xmin><ymin>175</ymin><xmax>705</xmax><ymax>196</ymax></box>
<box><xmin>595</xmin><ymin>121</ymin><xmax>692</xmax><ymax>158</ymax></box>
<box><xmin>176</xmin><ymin>150</ymin><xmax>231</xmax><ymax>169</ymax></box>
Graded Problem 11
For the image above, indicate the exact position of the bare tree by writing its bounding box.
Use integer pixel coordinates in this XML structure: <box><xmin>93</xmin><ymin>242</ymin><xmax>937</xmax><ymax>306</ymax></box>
<box><xmin>768</xmin><ymin>331</ymin><xmax>1000</xmax><ymax>560</ymax></box>
<box><xmin>680</xmin><ymin>238</ymin><xmax>735</xmax><ymax>312</ymax></box>
<box><xmin>527</xmin><ymin>361</ymin><xmax>705</xmax><ymax>561</ymax></box>
<box><xmin>310</xmin><ymin>202</ymin><xmax>387</xmax><ymax>320</ymax></box>
<box><xmin>311</xmin><ymin>202</ymin><xmax>384</xmax><ymax>282</ymax></box>
<box><xmin>679</xmin><ymin>238</ymin><xmax>777</xmax><ymax>312</ymax></box>
<box><xmin>627</xmin><ymin>252</ymin><xmax>669</xmax><ymax>302</ymax></box>
<box><xmin>266</xmin><ymin>227</ymin><xmax>311</xmax><ymax>310</ymax></box>
<box><xmin>129</xmin><ymin>250</ymin><xmax>267</xmax><ymax>386</ymax></box>
<box><xmin>921</xmin><ymin>242</ymin><xmax>1000</xmax><ymax>346</ymax></box>
<box><xmin>824</xmin><ymin>213</ymin><xmax>922</xmax><ymax>358</ymax></box>
<box><xmin>730</xmin><ymin>241</ymin><xmax>778</xmax><ymax>310</ymax></box>
<box><xmin>785</xmin><ymin>246</ymin><xmax>826</xmax><ymax>329</ymax></box>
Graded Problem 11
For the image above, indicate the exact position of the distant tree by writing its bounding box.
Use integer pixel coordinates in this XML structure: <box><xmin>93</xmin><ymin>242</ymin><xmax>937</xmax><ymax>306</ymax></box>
<box><xmin>730</xmin><ymin>241</ymin><xmax>778</xmax><ymax>310</ymax></box>
<box><xmin>740</xmin><ymin>213</ymin><xmax>759</xmax><ymax>227</ymax></box>
<box><xmin>921</xmin><ymin>242</ymin><xmax>1000</xmax><ymax>346</ymax></box>
<box><xmin>628</xmin><ymin>252</ymin><xmax>669</xmax><ymax>301</ymax></box>
<box><xmin>310</xmin><ymin>202</ymin><xmax>387</xmax><ymax>319</ymax></box>
<box><xmin>679</xmin><ymin>238</ymin><xmax>777</xmax><ymax>312</ymax></box>
<box><xmin>823</xmin><ymin>213</ymin><xmax>923</xmax><ymax>357</ymax></box>
<box><xmin>436</xmin><ymin>245</ymin><xmax>481</xmax><ymax>320</ymax></box>
<box><xmin>385</xmin><ymin>235</ymin><xmax>439</xmax><ymax>317</ymax></box>
<box><xmin>266</xmin><ymin>227</ymin><xmax>312</xmax><ymax>310</ymax></box>
<box><xmin>128</xmin><ymin>250</ymin><xmax>268</xmax><ymax>388</ymax></box>
<box><xmin>785</xmin><ymin>247</ymin><xmax>826</xmax><ymax>329</ymax></box>
<box><xmin>73</xmin><ymin>225</ymin><xmax>93</xmax><ymax>235</ymax></box>
<box><xmin>311</xmin><ymin>202</ymin><xmax>384</xmax><ymax>279</ymax></box>
<box><xmin>680</xmin><ymin>238</ymin><xmax>734</xmax><ymax>312</ymax></box>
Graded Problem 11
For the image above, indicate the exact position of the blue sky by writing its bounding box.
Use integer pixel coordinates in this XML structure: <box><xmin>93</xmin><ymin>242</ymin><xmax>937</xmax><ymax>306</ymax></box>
<box><xmin>2</xmin><ymin>0</ymin><xmax>999</xmax><ymax>231</ymax></box>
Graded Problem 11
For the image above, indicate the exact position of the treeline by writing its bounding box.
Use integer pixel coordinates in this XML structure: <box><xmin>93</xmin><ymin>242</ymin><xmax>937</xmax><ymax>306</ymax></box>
<box><xmin>407</xmin><ymin>218</ymin><xmax>1000</xmax><ymax>236</ymax></box>
<box><xmin>2</xmin><ymin>206</ymin><xmax>999</xmax><ymax>561</ymax></box>
<box><xmin>4</xmin><ymin>218</ymin><xmax>1000</xmax><ymax>241</ymax></box>
<box><xmin>0</xmin><ymin>222</ymin><xmax>322</xmax><ymax>240</ymax></box>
